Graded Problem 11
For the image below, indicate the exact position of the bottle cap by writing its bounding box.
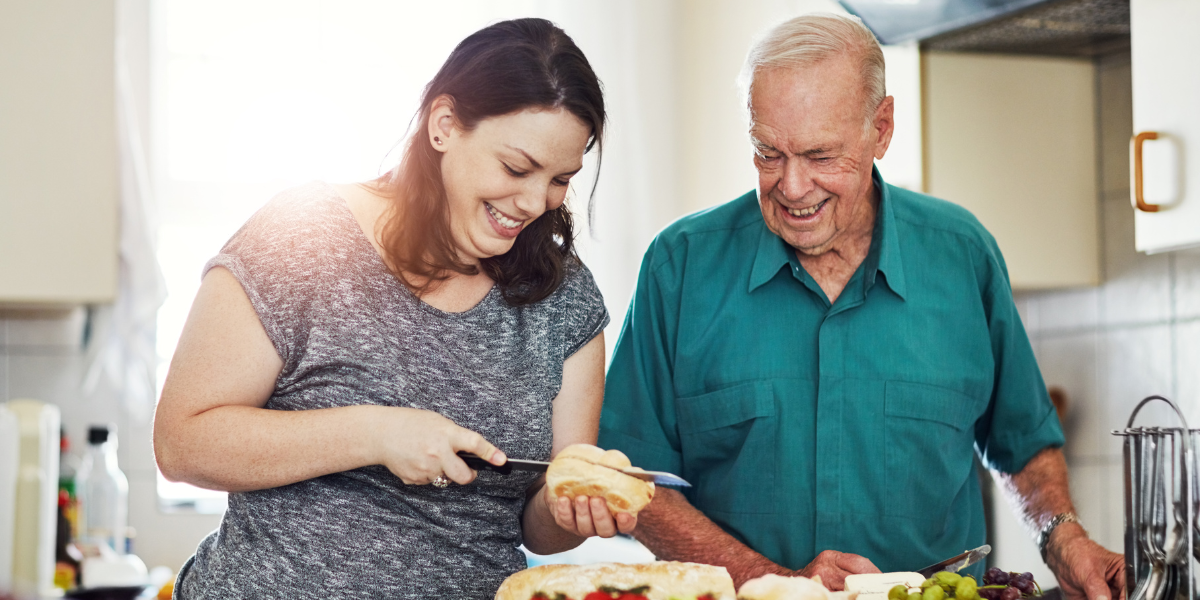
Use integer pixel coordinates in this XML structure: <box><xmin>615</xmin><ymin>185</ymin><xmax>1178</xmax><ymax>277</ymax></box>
<box><xmin>87</xmin><ymin>426</ymin><xmax>111</xmax><ymax>445</ymax></box>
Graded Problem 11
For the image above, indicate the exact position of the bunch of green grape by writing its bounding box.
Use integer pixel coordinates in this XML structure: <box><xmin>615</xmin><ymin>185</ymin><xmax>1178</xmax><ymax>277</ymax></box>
<box><xmin>888</xmin><ymin>572</ymin><xmax>978</xmax><ymax>600</ymax></box>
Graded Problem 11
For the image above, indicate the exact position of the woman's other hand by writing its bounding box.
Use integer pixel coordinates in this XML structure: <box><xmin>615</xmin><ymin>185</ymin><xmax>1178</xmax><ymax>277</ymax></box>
<box><xmin>543</xmin><ymin>485</ymin><xmax>637</xmax><ymax>538</ymax></box>
<box><xmin>371</xmin><ymin>407</ymin><xmax>505</xmax><ymax>486</ymax></box>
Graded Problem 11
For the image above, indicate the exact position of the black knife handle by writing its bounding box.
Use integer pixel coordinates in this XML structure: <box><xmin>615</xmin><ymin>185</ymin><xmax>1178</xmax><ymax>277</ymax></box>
<box><xmin>457</xmin><ymin>451</ymin><xmax>512</xmax><ymax>474</ymax></box>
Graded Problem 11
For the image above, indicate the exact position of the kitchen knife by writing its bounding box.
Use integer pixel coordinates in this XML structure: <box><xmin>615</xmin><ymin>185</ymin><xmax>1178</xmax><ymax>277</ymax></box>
<box><xmin>916</xmin><ymin>544</ymin><xmax>992</xmax><ymax>578</ymax></box>
<box><xmin>456</xmin><ymin>452</ymin><xmax>692</xmax><ymax>487</ymax></box>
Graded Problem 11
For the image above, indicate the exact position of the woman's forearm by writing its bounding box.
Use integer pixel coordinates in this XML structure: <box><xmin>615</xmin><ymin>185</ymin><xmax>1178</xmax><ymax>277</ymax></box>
<box><xmin>521</xmin><ymin>483</ymin><xmax>586</xmax><ymax>555</ymax></box>
<box><xmin>155</xmin><ymin>403</ymin><xmax>383</xmax><ymax>492</ymax></box>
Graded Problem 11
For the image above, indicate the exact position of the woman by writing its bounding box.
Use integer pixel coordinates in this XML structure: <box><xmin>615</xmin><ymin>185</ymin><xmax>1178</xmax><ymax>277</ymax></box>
<box><xmin>154</xmin><ymin>18</ymin><xmax>628</xmax><ymax>599</ymax></box>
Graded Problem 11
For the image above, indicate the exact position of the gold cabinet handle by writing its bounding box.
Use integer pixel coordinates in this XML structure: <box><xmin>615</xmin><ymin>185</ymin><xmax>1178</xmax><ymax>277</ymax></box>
<box><xmin>1132</xmin><ymin>131</ymin><xmax>1161</xmax><ymax>213</ymax></box>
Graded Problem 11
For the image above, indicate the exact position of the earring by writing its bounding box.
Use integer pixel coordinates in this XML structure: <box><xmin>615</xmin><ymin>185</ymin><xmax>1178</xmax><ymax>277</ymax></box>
<box><xmin>434</xmin><ymin>136</ymin><xmax>443</xmax><ymax>145</ymax></box>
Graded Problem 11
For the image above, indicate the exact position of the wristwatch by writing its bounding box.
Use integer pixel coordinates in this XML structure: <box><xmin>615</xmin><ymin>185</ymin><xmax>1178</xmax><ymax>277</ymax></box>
<box><xmin>1037</xmin><ymin>512</ymin><xmax>1081</xmax><ymax>561</ymax></box>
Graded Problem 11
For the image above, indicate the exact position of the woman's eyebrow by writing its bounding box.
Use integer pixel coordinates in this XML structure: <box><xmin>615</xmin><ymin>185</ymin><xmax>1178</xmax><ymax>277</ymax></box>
<box><xmin>505</xmin><ymin>145</ymin><xmax>544</xmax><ymax>169</ymax></box>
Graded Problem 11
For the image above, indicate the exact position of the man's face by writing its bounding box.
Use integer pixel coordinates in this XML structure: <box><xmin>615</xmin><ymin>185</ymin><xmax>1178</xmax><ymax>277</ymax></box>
<box><xmin>749</xmin><ymin>57</ymin><xmax>893</xmax><ymax>256</ymax></box>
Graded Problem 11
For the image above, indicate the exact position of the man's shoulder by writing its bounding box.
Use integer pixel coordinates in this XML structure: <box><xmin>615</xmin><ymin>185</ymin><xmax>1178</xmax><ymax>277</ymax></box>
<box><xmin>649</xmin><ymin>190</ymin><xmax>762</xmax><ymax>260</ymax></box>
<box><xmin>887</xmin><ymin>184</ymin><xmax>999</xmax><ymax>251</ymax></box>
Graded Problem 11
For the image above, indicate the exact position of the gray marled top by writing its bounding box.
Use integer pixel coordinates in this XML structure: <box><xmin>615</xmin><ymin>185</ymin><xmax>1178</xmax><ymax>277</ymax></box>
<box><xmin>176</xmin><ymin>182</ymin><xmax>609</xmax><ymax>600</ymax></box>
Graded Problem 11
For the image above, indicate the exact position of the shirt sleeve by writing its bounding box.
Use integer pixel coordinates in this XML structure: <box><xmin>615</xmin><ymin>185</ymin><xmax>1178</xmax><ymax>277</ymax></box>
<box><xmin>598</xmin><ymin>237</ymin><xmax>685</xmax><ymax>475</ymax></box>
<box><xmin>973</xmin><ymin>232</ymin><xmax>1065</xmax><ymax>474</ymax></box>
<box><xmin>202</xmin><ymin>188</ymin><xmax>334</xmax><ymax>370</ymax></box>
<box><xmin>560</xmin><ymin>261</ymin><xmax>611</xmax><ymax>358</ymax></box>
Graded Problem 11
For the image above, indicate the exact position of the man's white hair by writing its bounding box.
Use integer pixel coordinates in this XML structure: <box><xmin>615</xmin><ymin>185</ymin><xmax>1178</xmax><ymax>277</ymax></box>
<box><xmin>738</xmin><ymin>12</ymin><xmax>886</xmax><ymax>128</ymax></box>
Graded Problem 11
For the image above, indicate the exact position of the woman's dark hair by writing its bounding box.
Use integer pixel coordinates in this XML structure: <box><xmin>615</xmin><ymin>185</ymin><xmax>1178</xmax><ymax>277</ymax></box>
<box><xmin>376</xmin><ymin>18</ymin><xmax>605</xmax><ymax>306</ymax></box>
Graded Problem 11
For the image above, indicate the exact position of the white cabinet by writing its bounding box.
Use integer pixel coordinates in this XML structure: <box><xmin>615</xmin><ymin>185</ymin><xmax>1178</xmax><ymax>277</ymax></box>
<box><xmin>1130</xmin><ymin>0</ymin><xmax>1200</xmax><ymax>254</ymax></box>
<box><xmin>923</xmin><ymin>51</ymin><xmax>1100</xmax><ymax>290</ymax></box>
<box><xmin>0</xmin><ymin>0</ymin><xmax>118</xmax><ymax>305</ymax></box>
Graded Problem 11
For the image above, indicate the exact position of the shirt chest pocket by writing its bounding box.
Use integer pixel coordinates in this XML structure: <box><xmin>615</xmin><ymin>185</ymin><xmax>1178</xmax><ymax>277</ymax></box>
<box><xmin>883</xmin><ymin>381</ymin><xmax>983</xmax><ymax>520</ymax></box>
<box><xmin>676</xmin><ymin>381</ymin><xmax>777</xmax><ymax>515</ymax></box>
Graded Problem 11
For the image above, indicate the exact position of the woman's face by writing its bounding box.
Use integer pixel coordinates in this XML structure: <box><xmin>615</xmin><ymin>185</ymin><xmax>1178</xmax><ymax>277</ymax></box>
<box><xmin>432</xmin><ymin>104</ymin><xmax>592</xmax><ymax>262</ymax></box>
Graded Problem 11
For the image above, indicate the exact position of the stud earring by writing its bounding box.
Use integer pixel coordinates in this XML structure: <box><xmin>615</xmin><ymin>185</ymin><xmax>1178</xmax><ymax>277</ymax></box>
<box><xmin>434</xmin><ymin>136</ymin><xmax>443</xmax><ymax>145</ymax></box>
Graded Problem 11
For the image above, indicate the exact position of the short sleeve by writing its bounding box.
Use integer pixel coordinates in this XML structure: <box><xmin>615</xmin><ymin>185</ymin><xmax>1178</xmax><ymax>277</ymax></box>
<box><xmin>202</xmin><ymin>185</ymin><xmax>342</xmax><ymax>367</ymax></box>
<box><xmin>557</xmin><ymin>261</ymin><xmax>611</xmax><ymax>358</ymax></box>
<box><xmin>972</xmin><ymin>233</ymin><xmax>1065</xmax><ymax>474</ymax></box>
<box><xmin>598</xmin><ymin>237</ymin><xmax>685</xmax><ymax>475</ymax></box>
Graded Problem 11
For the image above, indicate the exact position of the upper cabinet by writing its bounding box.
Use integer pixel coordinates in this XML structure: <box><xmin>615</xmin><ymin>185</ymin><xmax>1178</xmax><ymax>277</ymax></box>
<box><xmin>923</xmin><ymin>51</ymin><xmax>1100</xmax><ymax>290</ymax></box>
<box><xmin>1130</xmin><ymin>0</ymin><xmax>1200</xmax><ymax>254</ymax></box>
<box><xmin>0</xmin><ymin>1</ymin><xmax>118</xmax><ymax>305</ymax></box>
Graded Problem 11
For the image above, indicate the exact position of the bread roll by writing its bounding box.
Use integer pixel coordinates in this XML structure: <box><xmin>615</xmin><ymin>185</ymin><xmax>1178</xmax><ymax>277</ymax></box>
<box><xmin>737</xmin><ymin>574</ymin><xmax>832</xmax><ymax>600</ymax></box>
<box><xmin>546</xmin><ymin>444</ymin><xmax>655</xmax><ymax>514</ymax></box>
<box><xmin>494</xmin><ymin>562</ymin><xmax>736</xmax><ymax>600</ymax></box>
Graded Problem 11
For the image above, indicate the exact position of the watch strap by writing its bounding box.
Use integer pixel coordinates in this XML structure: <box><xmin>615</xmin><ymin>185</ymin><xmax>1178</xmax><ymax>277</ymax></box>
<box><xmin>1037</xmin><ymin>512</ymin><xmax>1081</xmax><ymax>561</ymax></box>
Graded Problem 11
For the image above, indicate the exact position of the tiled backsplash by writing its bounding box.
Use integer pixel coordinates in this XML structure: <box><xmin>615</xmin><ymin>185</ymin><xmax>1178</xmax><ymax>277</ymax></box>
<box><xmin>0</xmin><ymin>308</ymin><xmax>222</xmax><ymax>572</ymax></box>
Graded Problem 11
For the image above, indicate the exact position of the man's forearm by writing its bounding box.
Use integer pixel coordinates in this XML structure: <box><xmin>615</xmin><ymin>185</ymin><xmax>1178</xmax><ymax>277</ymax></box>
<box><xmin>994</xmin><ymin>447</ymin><xmax>1087</xmax><ymax>551</ymax></box>
<box><xmin>633</xmin><ymin>488</ymin><xmax>791</xmax><ymax>586</ymax></box>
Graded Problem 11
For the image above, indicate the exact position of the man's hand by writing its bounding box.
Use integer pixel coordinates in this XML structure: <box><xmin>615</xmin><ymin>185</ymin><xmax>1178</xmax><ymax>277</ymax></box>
<box><xmin>797</xmin><ymin>550</ymin><xmax>881</xmax><ymax>591</ymax></box>
<box><xmin>1046</xmin><ymin>524</ymin><xmax>1125</xmax><ymax>600</ymax></box>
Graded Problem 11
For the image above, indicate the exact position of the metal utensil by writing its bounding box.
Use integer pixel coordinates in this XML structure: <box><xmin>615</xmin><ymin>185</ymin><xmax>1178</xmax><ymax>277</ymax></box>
<box><xmin>456</xmin><ymin>452</ymin><xmax>692</xmax><ymax>487</ymax></box>
<box><xmin>916</xmin><ymin>545</ymin><xmax>992</xmax><ymax>578</ymax></box>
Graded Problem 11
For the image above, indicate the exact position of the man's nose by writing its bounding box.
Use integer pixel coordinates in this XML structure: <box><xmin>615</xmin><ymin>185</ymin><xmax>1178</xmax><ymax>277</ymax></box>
<box><xmin>778</xmin><ymin>158</ymin><xmax>816</xmax><ymax>201</ymax></box>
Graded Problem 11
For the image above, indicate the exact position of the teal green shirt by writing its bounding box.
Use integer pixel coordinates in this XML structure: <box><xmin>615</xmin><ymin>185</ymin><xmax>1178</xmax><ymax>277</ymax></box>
<box><xmin>598</xmin><ymin>168</ymin><xmax>1063</xmax><ymax>574</ymax></box>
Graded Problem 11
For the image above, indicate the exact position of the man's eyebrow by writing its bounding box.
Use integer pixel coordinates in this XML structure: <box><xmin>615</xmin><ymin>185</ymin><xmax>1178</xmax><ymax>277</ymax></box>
<box><xmin>504</xmin><ymin>145</ymin><xmax>543</xmax><ymax>170</ymax></box>
<box><xmin>801</xmin><ymin>146</ymin><xmax>839</xmax><ymax>157</ymax></box>
<box><xmin>749</xmin><ymin>137</ymin><xmax>777</xmax><ymax>152</ymax></box>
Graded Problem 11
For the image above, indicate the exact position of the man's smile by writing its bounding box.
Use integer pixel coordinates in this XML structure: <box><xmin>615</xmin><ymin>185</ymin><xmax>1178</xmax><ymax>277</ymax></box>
<box><xmin>781</xmin><ymin>197</ymin><xmax>830</xmax><ymax>222</ymax></box>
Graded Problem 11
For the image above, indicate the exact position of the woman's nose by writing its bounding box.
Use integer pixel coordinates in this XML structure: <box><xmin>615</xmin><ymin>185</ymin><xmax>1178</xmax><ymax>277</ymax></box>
<box><xmin>514</xmin><ymin>180</ymin><xmax>552</xmax><ymax>218</ymax></box>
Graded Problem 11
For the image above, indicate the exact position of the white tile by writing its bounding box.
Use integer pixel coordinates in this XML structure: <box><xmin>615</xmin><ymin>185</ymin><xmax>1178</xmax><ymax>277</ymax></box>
<box><xmin>1035</xmin><ymin>288</ymin><xmax>1100</xmax><ymax>333</ymax></box>
<box><xmin>3</xmin><ymin>307</ymin><xmax>87</xmax><ymax>349</ymax></box>
<box><xmin>1100</xmin><ymin>326</ymin><xmax>1176</xmax><ymax>458</ymax></box>
<box><xmin>1175</xmin><ymin>248</ymin><xmax>1200</xmax><ymax>320</ymax></box>
<box><xmin>1037</xmin><ymin>333</ymin><xmax>1101</xmax><ymax>458</ymax></box>
<box><xmin>1096</xmin><ymin>458</ymin><xmax>1125</xmax><ymax>554</ymax></box>
<box><xmin>1097</xmin><ymin>57</ymin><xmax>1133</xmax><ymax>195</ymax></box>
<box><xmin>1067</xmin><ymin>463</ymin><xmax>1107</xmax><ymax>549</ymax></box>
<box><xmin>1176</xmin><ymin>320</ymin><xmax>1200</xmax><ymax>426</ymax></box>
<box><xmin>127</xmin><ymin>475</ymin><xmax>222</xmax><ymax>571</ymax></box>
<box><xmin>1102</xmin><ymin>197</ymin><xmax>1172</xmax><ymax>326</ymax></box>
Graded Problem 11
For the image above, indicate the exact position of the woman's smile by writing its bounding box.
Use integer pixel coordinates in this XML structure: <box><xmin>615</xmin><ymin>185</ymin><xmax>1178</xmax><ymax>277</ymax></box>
<box><xmin>485</xmin><ymin>202</ymin><xmax>526</xmax><ymax>238</ymax></box>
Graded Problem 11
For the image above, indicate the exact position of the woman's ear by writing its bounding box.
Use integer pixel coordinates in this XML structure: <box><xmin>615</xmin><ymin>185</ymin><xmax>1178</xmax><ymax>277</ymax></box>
<box><xmin>427</xmin><ymin>95</ymin><xmax>456</xmax><ymax>153</ymax></box>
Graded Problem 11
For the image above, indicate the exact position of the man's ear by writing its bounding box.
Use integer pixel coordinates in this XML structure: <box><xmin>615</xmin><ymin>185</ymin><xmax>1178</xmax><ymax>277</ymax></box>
<box><xmin>872</xmin><ymin>95</ymin><xmax>895</xmax><ymax>160</ymax></box>
<box><xmin>427</xmin><ymin>94</ymin><xmax>457</xmax><ymax>153</ymax></box>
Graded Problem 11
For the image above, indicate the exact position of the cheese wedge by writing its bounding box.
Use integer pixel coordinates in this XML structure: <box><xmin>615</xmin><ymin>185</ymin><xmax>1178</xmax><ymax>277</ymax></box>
<box><xmin>844</xmin><ymin>573</ymin><xmax>926</xmax><ymax>595</ymax></box>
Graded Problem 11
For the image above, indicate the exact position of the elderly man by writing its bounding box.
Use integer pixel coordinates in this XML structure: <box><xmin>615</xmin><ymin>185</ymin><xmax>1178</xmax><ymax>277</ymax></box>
<box><xmin>598</xmin><ymin>12</ymin><xmax>1123</xmax><ymax>599</ymax></box>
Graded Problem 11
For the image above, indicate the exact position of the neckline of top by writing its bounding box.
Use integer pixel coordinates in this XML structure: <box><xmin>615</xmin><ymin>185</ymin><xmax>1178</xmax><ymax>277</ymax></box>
<box><xmin>316</xmin><ymin>181</ymin><xmax>501</xmax><ymax>319</ymax></box>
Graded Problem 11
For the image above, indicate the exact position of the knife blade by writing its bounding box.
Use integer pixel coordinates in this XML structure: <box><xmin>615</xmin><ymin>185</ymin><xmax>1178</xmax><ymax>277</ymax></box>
<box><xmin>916</xmin><ymin>544</ymin><xmax>992</xmax><ymax>578</ymax></box>
<box><xmin>456</xmin><ymin>452</ymin><xmax>692</xmax><ymax>487</ymax></box>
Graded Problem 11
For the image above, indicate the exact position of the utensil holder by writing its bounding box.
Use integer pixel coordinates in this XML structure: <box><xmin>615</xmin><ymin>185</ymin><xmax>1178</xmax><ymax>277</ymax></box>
<box><xmin>1114</xmin><ymin>395</ymin><xmax>1196</xmax><ymax>600</ymax></box>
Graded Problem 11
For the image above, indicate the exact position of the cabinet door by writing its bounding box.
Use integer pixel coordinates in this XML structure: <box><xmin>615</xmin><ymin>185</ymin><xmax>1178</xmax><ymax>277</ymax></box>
<box><xmin>1131</xmin><ymin>0</ymin><xmax>1200</xmax><ymax>254</ymax></box>
<box><xmin>0</xmin><ymin>0</ymin><xmax>118</xmax><ymax>304</ymax></box>
<box><xmin>923</xmin><ymin>51</ymin><xmax>1099</xmax><ymax>290</ymax></box>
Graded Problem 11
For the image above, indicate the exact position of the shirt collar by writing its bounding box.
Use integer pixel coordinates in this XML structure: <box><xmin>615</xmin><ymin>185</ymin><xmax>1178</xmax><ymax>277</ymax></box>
<box><xmin>747</xmin><ymin>166</ymin><xmax>907</xmax><ymax>300</ymax></box>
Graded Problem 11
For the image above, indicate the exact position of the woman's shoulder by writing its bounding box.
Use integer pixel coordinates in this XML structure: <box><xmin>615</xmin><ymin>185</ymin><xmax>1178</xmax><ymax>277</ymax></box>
<box><xmin>223</xmin><ymin>182</ymin><xmax>354</xmax><ymax>253</ymax></box>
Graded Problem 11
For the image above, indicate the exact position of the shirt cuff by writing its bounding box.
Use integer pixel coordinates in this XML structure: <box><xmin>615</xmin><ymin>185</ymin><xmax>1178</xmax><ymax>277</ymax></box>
<box><xmin>983</xmin><ymin>406</ymin><xmax>1066</xmax><ymax>474</ymax></box>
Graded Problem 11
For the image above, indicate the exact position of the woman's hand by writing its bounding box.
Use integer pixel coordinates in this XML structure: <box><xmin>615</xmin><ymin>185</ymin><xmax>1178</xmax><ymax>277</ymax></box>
<box><xmin>370</xmin><ymin>406</ymin><xmax>506</xmax><ymax>486</ymax></box>
<box><xmin>543</xmin><ymin>484</ymin><xmax>638</xmax><ymax>538</ymax></box>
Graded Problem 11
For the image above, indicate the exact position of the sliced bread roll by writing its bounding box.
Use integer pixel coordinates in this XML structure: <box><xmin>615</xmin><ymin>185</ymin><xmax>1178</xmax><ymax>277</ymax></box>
<box><xmin>494</xmin><ymin>562</ymin><xmax>735</xmax><ymax>600</ymax></box>
<box><xmin>545</xmin><ymin>444</ymin><xmax>655</xmax><ymax>514</ymax></box>
<box><xmin>737</xmin><ymin>574</ymin><xmax>832</xmax><ymax>600</ymax></box>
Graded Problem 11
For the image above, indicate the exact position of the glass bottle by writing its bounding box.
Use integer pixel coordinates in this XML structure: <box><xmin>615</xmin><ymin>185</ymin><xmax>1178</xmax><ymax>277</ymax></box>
<box><xmin>74</xmin><ymin>425</ymin><xmax>129</xmax><ymax>554</ymax></box>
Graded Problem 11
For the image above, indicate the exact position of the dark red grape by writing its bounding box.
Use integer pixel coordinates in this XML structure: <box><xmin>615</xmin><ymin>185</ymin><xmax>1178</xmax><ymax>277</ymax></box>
<box><xmin>992</xmin><ymin>571</ymin><xmax>1011</xmax><ymax>586</ymax></box>
<box><xmin>984</xmin><ymin>568</ymin><xmax>1004</xmax><ymax>585</ymax></box>
<box><xmin>978</xmin><ymin>589</ymin><xmax>1000</xmax><ymax>600</ymax></box>
<box><xmin>1000</xmin><ymin>587</ymin><xmax>1021</xmax><ymax>600</ymax></box>
<box><xmin>1018</xmin><ymin>573</ymin><xmax>1034</xmax><ymax>584</ymax></box>
<box><xmin>1013</xmin><ymin>579</ymin><xmax>1036</xmax><ymax>595</ymax></box>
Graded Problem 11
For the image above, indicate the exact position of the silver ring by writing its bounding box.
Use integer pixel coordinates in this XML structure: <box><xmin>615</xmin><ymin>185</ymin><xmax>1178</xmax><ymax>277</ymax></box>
<box><xmin>431</xmin><ymin>475</ymin><xmax>450</xmax><ymax>489</ymax></box>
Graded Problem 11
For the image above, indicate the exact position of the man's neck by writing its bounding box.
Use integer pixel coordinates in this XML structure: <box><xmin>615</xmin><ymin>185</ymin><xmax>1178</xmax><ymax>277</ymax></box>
<box><xmin>795</xmin><ymin>184</ymin><xmax>879</xmax><ymax>305</ymax></box>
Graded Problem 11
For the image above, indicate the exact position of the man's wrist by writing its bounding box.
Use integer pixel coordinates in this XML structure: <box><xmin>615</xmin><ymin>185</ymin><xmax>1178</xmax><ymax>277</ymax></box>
<box><xmin>1038</xmin><ymin>513</ymin><xmax>1083</xmax><ymax>562</ymax></box>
